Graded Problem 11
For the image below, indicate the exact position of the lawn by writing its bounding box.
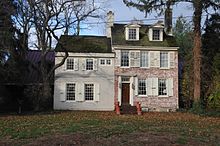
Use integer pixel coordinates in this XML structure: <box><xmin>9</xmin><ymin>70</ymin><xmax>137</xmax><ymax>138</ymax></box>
<box><xmin>0</xmin><ymin>111</ymin><xmax>219</xmax><ymax>146</ymax></box>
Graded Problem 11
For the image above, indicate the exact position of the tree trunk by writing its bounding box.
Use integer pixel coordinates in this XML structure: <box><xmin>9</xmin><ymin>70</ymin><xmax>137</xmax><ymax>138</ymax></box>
<box><xmin>193</xmin><ymin>0</ymin><xmax>202</xmax><ymax>102</ymax></box>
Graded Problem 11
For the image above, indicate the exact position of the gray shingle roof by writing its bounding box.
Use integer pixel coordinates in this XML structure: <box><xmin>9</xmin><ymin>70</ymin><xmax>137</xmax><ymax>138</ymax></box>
<box><xmin>111</xmin><ymin>23</ymin><xmax>177</xmax><ymax>47</ymax></box>
<box><xmin>55</xmin><ymin>35</ymin><xmax>112</xmax><ymax>53</ymax></box>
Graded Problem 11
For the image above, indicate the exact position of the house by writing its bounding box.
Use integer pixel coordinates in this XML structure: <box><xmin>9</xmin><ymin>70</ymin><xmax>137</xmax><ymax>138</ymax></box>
<box><xmin>54</xmin><ymin>36</ymin><xmax>115</xmax><ymax>111</ymax></box>
<box><xmin>54</xmin><ymin>10</ymin><xmax>178</xmax><ymax>112</ymax></box>
<box><xmin>106</xmin><ymin>11</ymin><xmax>179</xmax><ymax>112</ymax></box>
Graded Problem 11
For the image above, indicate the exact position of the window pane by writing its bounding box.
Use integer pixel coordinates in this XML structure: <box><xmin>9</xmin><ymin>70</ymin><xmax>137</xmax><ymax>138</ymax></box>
<box><xmin>158</xmin><ymin>79</ymin><xmax>167</xmax><ymax>96</ymax></box>
<box><xmin>140</xmin><ymin>51</ymin><xmax>148</xmax><ymax>67</ymax></box>
<box><xmin>66</xmin><ymin>59</ymin><xmax>74</xmax><ymax>70</ymax></box>
<box><xmin>128</xmin><ymin>28</ymin><xmax>136</xmax><ymax>40</ymax></box>
<box><xmin>121</xmin><ymin>51</ymin><xmax>129</xmax><ymax>67</ymax></box>
<box><xmin>138</xmin><ymin>79</ymin><xmax>146</xmax><ymax>95</ymax></box>
<box><xmin>106</xmin><ymin>59</ymin><xmax>111</xmax><ymax>65</ymax></box>
<box><xmin>100</xmin><ymin>59</ymin><xmax>105</xmax><ymax>65</ymax></box>
<box><xmin>85</xmin><ymin>84</ymin><xmax>94</xmax><ymax>100</ymax></box>
<box><xmin>153</xmin><ymin>29</ymin><xmax>160</xmax><ymax>40</ymax></box>
<box><xmin>66</xmin><ymin>83</ymin><xmax>75</xmax><ymax>100</ymax></box>
<box><xmin>160</xmin><ymin>52</ymin><xmax>168</xmax><ymax>68</ymax></box>
<box><xmin>86</xmin><ymin>59</ymin><xmax>93</xmax><ymax>70</ymax></box>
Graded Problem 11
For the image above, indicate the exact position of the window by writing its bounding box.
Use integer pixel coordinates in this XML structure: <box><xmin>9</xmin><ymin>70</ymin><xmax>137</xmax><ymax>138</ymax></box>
<box><xmin>86</xmin><ymin>59</ymin><xmax>93</xmax><ymax>70</ymax></box>
<box><xmin>106</xmin><ymin>59</ymin><xmax>111</xmax><ymax>65</ymax></box>
<box><xmin>66</xmin><ymin>83</ymin><xmax>75</xmax><ymax>100</ymax></box>
<box><xmin>138</xmin><ymin>79</ymin><xmax>146</xmax><ymax>95</ymax></box>
<box><xmin>140</xmin><ymin>51</ymin><xmax>149</xmax><ymax>67</ymax></box>
<box><xmin>160</xmin><ymin>52</ymin><xmax>168</xmax><ymax>68</ymax></box>
<box><xmin>85</xmin><ymin>84</ymin><xmax>94</xmax><ymax>100</ymax></box>
<box><xmin>66</xmin><ymin>58</ymin><xmax>74</xmax><ymax>70</ymax></box>
<box><xmin>128</xmin><ymin>28</ymin><xmax>136</xmax><ymax>40</ymax></box>
<box><xmin>100</xmin><ymin>59</ymin><xmax>105</xmax><ymax>65</ymax></box>
<box><xmin>153</xmin><ymin>29</ymin><xmax>160</xmax><ymax>40</ymax></box>
<box><xmin>158</xmin><ymin>79</ymin><xmax>167</xmax><ymax>96</ymax></box>
<box><xmin>121</xmin><ymin>51</ymin><xmax>129</xmax><ymax>67</ymax></box>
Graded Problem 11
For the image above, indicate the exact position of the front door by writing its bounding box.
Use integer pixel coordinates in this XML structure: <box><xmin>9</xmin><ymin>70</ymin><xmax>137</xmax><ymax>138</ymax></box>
<box><xmin>122</xmin><ymin>83</ymin><xmax>130</xmax><ymax>104</ymax></box>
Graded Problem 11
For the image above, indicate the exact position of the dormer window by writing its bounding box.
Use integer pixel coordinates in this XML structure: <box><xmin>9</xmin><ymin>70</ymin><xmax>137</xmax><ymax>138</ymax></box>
<box><xmin>125</xmin><ymin>24</ymin><xmax>140</xmax><ymax>41</ymax></box>
<box><xmin>149</xmin><ymin>21</ymin><xmax>164</xmax><ymax>41</ymax></box>
<box><xmin>152</xmin><ymin>29</ymin><xmax>160</xmax><ymax>40</ymax></box>
<box><xmin>128</xmin><ymin>28</ymin><xmax>137</xmax><ymax>40</ymax></box>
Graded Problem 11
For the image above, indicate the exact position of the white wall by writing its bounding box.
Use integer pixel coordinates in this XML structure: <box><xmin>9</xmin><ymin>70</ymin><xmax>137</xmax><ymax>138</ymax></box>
<box><xmin>54</xmin><ymin>53</ymin><xmax>115</xmax><ymax>111</ymax></box>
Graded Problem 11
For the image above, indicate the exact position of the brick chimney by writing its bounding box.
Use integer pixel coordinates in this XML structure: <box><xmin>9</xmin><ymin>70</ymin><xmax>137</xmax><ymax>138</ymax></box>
<box><xmin>164</xmin><ymin>2</ymin><xmax>173</xmax><ymax>36</ymax></box>
<box><xmin>106</xmin><ymin>11</ymin><xmax>114</xmax><ymax>38</ymax></box>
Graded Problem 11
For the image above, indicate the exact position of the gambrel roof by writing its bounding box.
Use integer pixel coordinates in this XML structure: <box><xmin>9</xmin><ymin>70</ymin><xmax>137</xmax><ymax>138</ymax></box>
<box><xmin>111</xmin><ymin>23</ymin><xmax>177</xmax><ymax>47</ymax></box>
<box><xmin>55</xmin><ymin>35</ymin><xmax>112</xmax><ymax>53</ymax></box>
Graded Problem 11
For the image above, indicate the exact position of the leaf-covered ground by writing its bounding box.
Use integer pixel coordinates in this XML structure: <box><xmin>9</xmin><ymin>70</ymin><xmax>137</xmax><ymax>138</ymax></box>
<box><xmin>0</xmin><ymin>111</ymin><xmax>219</xmax><ymax>146</ymax></box>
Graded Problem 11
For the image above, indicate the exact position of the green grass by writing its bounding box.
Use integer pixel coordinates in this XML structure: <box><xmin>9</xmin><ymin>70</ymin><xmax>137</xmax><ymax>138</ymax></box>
<box><xmin>0</xmin><ymin>111</ymin><xmax>219</xmax><ymax>145</ymax></box>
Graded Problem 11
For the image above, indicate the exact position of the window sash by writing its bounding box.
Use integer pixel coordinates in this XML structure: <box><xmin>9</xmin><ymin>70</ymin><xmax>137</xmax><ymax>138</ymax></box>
<box><xmin>121</xmin><ymin>51</ymin><xmax>129</xmax><ymax>67</ymax></box>
<box><xmin>140</xmin><ymin>51</ymin><xmax>148</xmax><ymax>67</ymax></box>
<box><xmin>160</xmin><ymin>52</ymin><xmax>168</xmax><ymax>68</ymax></box>
<box><xmin>66</xmin><ymin>59</ymin><xmax>74</xmax><ymax>70</ymax></box>
<box><xmin>86</xmin><ymin>59</ymin><xmax>93</xmax><ymax>70</ymax></box>
<box><xmin>85</xmin><ymin>84</ymin><xmax>94</xmax><ymax>100</ymax></box>
<box><xmin>128</xmin><ymin>28</ymin><xmax>137</xmax><ymax>40</ymax></box>
<box><xmin>138</xmin><ymin>79</ymin><xmax>146</xmax><ymax>95</ymax></box>
<box><xmin>158</xmin><ymin>79</ymin><xmax>167</xmax><ymax>96</ymax></box>
<box><xmin>153</xmin><ymin>29</ymin><xmax>160</xmax><ymax>40</ymax></box>
<box><xmin>66</xmin><ymin>83</ymin><xmax>75</xmax><ymax>100</ymax></box>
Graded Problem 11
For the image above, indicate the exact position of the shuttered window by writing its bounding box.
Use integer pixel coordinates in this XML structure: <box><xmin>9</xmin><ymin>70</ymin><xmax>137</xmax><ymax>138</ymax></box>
<box><xmin>85</xmin><ymin>84</ymin><xmax>94</xmax><ymax>101</ymax></box>
<box><xmin>66</xmin><ymin>83</ymin><xmax>75</xmax><ymax>100</ymax></box>
<box><xmin>121</xmin><ymin>51</ymin><xmax>129</xmax><ymax>67</ymax></box>
<box><xmin>140</xmin><ymin>51</ymin><xmax>149</xmax><ymax>67</ymax></box>
<box><xmin>160</xmin><ymin>52</ymin><xmax>169</xmax><ymax>68</ymax></box>
<box><xmin>158</xmin><ymin>79</ymin><xmax>167</xmax><ymax>96</ymax></box>
<box><xmin>138</xmin><ymin>79</ymin><xmax>146</xmax><ymax>95</ymax></box>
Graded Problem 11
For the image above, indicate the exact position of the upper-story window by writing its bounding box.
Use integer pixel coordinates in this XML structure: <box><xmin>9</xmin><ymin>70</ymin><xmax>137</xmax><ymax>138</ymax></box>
<box><xmin>125</xmin><ymin>24</ymin><xmax>140</xmax><ymax>41</ymax></box>
<box><xmin>152</xmin><ymin>29</ymin><xmax>160</xmax><ymax>40</ymax></box>
<box><xmin>86</xmin><ymin>59</ymin><xmax>93</xmax><ymax>70</ymax></box>
<box><xmin>128</xmin><ymin>28</ymin><xmax>137</xmax><ymax>40</ymax></box>
<box><xmin>160</xmin><ymin>52</ymin><xmax>168</xmax><ymax>68</ymax></box>
<box><xmin>140</xmin><ymin>51</ymin><xmax>149</xmax><ymax>68</ymax></box>
<box><xmin>66</xmin><ymin>58</ymin><xmax>74</xmax><ymax>70</ymax></box>
<box><xmin>121</xmin><ymin>50</ymin><xmax>129</xmax><ymax>67</ymax></box>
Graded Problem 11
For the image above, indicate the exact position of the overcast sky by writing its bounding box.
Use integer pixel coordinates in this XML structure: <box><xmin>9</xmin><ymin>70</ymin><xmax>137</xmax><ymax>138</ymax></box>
<box><xmin>80</xmin><ymin>1</ymin><xmax>194</xmax><ymax>36</ymax></box>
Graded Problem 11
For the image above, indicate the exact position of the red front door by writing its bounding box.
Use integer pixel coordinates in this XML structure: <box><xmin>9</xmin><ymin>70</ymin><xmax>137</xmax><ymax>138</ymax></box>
<box><xmin>122</xmin><ymin>83</ymin><xmax>130</xmax><ymax>104</ymax></box>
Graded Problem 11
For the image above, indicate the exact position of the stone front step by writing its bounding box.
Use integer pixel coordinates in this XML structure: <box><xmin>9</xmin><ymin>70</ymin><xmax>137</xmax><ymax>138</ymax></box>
<box><xmin>120</xmin><ymin>104</ymin><xmax>137</xmax><ymax>114</ymax></box>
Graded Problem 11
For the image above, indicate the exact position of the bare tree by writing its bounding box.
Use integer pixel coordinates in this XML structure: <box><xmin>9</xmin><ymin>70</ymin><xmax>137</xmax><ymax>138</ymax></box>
<box><xmin>14</xmin><ymin>0</ymin><xmax>105</xmax><ymax>110</ymax></box>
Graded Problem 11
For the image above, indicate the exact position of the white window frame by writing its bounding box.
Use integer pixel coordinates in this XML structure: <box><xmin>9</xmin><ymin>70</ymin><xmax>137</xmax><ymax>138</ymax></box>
<box><xmin>149</xmin><ymin>28</ymin><xmax>163</xmax><ymax>41</ymax></box>
<box><xmin>158</xmin><ymin>79</ymin><xmax>168</xmax><ymax>97</ymax></box>
<box><xmin>152</xmin><ymin>29</ymin><xmax>160</xmax><ymax>41</ymax></box>
<box><xmin>128</xmin><ymin>28</ymin><xmax>137</xmax><ymax>40</ymax></box>
<box><xmin>86</xmin><ymin>59</ymin><xmax>94</xmax><ymax>70</ymax></box>
<box><xmin>160</xmin><ymin>52</ymin><xmax>169</xmax><ymax>69</ymax></box>
<box><xmin>66</xmin><ymin>58</ymin><xmax>74</xmax><ymax>70</ymax></box>
<box><xmin>66</xmin><ymin>83</ymin><xmax>76</xmax><ymax>101</ymax></box>
<box><xmin>84</xmin><ymin>83</ymin><xmax>94</xmax><ymax>101</ymax></box>
<box><xmin>121</xmin><ymin>50</ymin><xmax>130</xmax><ymax>67</ymax></box>
<box><xmin>100</xmin><ymin>59</ymin><xmax>106</xmax><ymax>65</ymax></box>
<box><xmin>138</xmin><ymin>79</ymin><xmax>147</xmax><ymax>96</ymax></box>
<box><xmin>106</xmin><ymin>59</ymin><xmax>112</xmax><ymax>65</ymax></box>
<box><xmin>125</xmin><ymin>25</ymin><xmax>140</xmax><ymax>41</ymax></box>
<box><xmin>140</xmin><ymin>51</ymin><xmax>149</xmax><ymax>68</ymax></box>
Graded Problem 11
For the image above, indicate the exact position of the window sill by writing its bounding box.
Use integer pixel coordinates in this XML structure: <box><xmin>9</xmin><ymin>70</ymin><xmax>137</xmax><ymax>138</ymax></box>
<box><xmin>126</xmin><ymin>39</ymin><xmax>139</xmax><ymax>41</ymax></box>
<box><xmin>160</xmin><ymin>67</ymin><xmax>170</xmax><ymax>70</ymax></box>
<box><xmin>137</xmin><ymin>95</ymin><xmax>148</xmax><ymax>98</ymax></box>
<box><xmin>158</xmin><ymin>95</ymin><xmax>169</xmax><ymax>98</ymax></box>
<box><xmin>150</xmin><ymin>40</ymin><xmax>163</xmax><ymax>42</ymax></box>
<box><xmin>65</xmin><ymin>100</ymin><xmax>76</xmax><ymax>103</ymax></box>
<box><xmin>140</xmin><ymin>67</ymin><xmax>150</xmax><ymax>69</ymax></box>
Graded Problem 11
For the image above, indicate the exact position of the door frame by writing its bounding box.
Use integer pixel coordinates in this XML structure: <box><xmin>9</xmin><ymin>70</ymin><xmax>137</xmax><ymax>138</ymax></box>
<box><xmin>118</xmin><ymin>76</ymin><xmax>134</xmax><ymax>106</ymax></box>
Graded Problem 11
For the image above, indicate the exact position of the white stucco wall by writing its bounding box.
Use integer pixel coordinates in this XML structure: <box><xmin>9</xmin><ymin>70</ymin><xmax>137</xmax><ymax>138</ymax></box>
<box><xmin>54</xmin><ymin>53</ymin><xmax>115</xmax><ymax>111</ymax></box>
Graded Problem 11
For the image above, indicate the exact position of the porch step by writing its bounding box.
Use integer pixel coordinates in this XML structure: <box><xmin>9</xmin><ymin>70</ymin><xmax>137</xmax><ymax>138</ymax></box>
<box><xmin>120</xmin><ymin>104</ymin><xmax>137</xmax><ymax>115</ymax></box>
